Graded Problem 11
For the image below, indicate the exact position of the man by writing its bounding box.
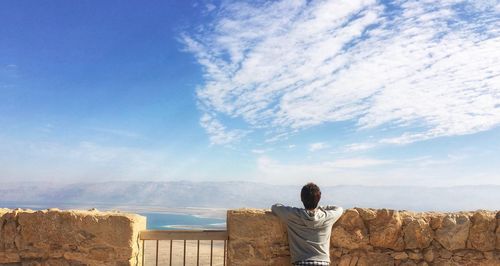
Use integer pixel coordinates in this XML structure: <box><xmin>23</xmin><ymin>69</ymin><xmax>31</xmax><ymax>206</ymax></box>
<box><xmin>272</xmin><ymin>182</ymin><xmax>343</xmax><ymax>266</ymax></box>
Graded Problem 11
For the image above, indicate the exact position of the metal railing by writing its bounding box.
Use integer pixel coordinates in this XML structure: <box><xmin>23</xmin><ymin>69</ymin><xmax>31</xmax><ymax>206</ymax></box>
<box><xmin>140</xmin><ymin>230</ymin><xmax>228</xmax><ymax>266</ymax></box>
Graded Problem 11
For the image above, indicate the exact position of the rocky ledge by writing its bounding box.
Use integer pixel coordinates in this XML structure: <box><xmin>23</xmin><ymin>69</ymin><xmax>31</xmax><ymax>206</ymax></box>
<box><xmin>0</xmin><ymin>208</ymin><xmax>146</xmax><ymax>266</ymax></box>
<box><xmin>227</xmin><ymin>208</ymin><xmax>500</xmax><ymax>266</ymax></box>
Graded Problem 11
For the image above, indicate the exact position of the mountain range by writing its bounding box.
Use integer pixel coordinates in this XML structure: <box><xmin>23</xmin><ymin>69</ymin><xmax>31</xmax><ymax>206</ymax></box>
<box><xmin>1</xmin><ymin>181</ymin><xmax>498</xmax><ymax>212</ymax></box>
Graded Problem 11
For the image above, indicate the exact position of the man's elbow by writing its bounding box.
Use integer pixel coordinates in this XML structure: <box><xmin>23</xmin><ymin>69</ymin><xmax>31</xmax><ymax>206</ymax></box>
<box><xmin>271</xmin><ymin>203</ymin><xmax>283</xmax><ymax>214</ymax></box>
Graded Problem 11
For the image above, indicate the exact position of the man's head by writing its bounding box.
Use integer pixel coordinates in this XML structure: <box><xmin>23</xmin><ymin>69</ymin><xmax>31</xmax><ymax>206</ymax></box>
<box><xmin>301</xmin><ymin>182</ymin><xmax>321</xmax><ymax>210</ymax></box>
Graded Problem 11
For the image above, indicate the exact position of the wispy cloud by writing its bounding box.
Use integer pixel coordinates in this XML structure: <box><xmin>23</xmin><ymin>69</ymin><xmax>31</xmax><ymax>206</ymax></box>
<box><xmin>343</xmin><ymin>142</ymin><xmax>377</xmax><ymax>152</ymax></box>
<box><xmin>88</xmin><ymin>127</ymin><xmax>141</xmax><ymax>139</ymax></box>
<box><xmin>199</xmin><ymin>113</ymin><xmax>248</xmax><ymax>145</ymax></box>
<box><xmin>184</xmin><ymin>0</ymin><xmax>500</xmax><ymax>145</ymax></box>
<box><xmin>309</xmin><ymin>142</ymin><xmax>329</xmax><ymax>152</ymax></box>
<box><xmin>325</xmin><ymin>158</ymin><xmax>392</xmax><ymax>168</ymax></box>
<box><xmin>251</xmin><ymin>148</ymin><xmax>270</xmax><ymax>154</ymax></box>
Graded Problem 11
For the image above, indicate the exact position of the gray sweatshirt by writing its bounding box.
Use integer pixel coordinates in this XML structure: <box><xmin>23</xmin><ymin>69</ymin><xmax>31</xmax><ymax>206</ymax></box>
<box><xmin>271</xmin><ymin>204</ymin><xmax>343</xmax><ymax>263</ymax></box>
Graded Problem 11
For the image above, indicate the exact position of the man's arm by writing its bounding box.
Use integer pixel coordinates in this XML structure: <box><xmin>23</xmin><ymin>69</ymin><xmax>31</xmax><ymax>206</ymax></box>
<box><xmin>271</xmin><ymin>203</ymin><xmax>294</xmax><ymax>220</ymax></box>
<box><xmin>322</xmin><ymin>205</ymin><xmax>344</xmax><ymax>222</ymax></box>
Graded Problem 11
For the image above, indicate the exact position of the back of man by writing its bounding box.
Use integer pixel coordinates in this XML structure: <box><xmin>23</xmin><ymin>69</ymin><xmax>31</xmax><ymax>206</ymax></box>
<box><xmin>272</xmin><ymin>183</ymin><xmax>343</xmax><ymax>265</ymax></box>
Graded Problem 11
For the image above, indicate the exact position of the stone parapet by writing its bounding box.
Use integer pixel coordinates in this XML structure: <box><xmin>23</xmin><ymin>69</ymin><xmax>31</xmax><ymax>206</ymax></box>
<box><xmin>0</xmin><ymin>208</ymin><xmax>146</xmax><ymax>265</ymax></box>
<box><xmin>227</xmin><ymin>208</ymin><xmax>500</xmax><ymax>266</ymax></box>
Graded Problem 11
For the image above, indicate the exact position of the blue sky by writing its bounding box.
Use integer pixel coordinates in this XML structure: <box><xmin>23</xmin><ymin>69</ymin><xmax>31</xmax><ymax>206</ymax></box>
<box><xmin>0</xmin><ymin>0</ymin><xmax>499</xmax><ymax>186</ymax></box>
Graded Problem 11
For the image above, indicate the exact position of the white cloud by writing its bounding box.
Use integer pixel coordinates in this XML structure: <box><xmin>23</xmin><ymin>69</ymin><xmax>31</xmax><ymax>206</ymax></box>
<box><xmin>88</xmin><ymin>127</ymin><xmax>140</xmax><ymax>138</ymax></box>
<box><xmin>199</xmin><ymin>113</ymin><xmax>248</xmax><ymax>145</ymax></box>
<box><xmin>309</xmin><ymin>142</ymin><xmax>329</xmax><ymax>152</ymax></box>
<box><xmin>343</xmin><ymin>142</ymin><xmax>377</xmax><ymax>152</ymax></box>
<box><xmin>184</xmin><ymin>0</ymin><xmax>500</xmax><ymax>145</ymax></box>
<box><xmin>251</xmin><ymin>148</ymin><xmax>269</xmax><ymax>154</ymax></box>
<box><xmin>326</xmin><ymin>158</ymin><xmax>391</xmax><ymax>168</ymax></box>
<box><xmin>205</xmin><ymin>3</ymin><xmax>216</xmax><ymax>13</ymax></box>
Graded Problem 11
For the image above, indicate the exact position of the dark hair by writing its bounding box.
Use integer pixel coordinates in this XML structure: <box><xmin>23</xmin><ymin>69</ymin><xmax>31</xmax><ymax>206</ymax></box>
<box><xmin>301</xmin><ymin>182</ymin><xmax>321</xmax><ymax>210</ymax></box>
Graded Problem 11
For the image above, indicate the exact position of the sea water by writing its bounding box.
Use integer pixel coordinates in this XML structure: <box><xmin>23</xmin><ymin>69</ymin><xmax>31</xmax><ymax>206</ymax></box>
<box><xmin>140</xmin><ymin>212</ymin><xmax>226</xmax><ymax>230</ymax></box>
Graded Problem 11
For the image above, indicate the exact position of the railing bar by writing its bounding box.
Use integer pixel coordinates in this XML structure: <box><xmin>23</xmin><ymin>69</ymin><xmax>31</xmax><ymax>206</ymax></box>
<box><xmin>183</xmin><ymin>240</ymin><xmax>186</xmax><ymax>266</ymax></box>
<box><xmin>169</xmin><ymin>240</ymin><xmax>173</xmax><ymax>266</ymax></box>
<box><xmin>197</xmin><ymin>240</ymin><xmax>200</xmax><ymax>266</ymax></box>
<box><xmin>210</xmin><ymin>240</ymin><xmax>213</xmax><ymax>266</ymax></box>
<box><xmin>223</xmin><ymin>240</ymin><xmax>227</xmax><ymax>266</ymax></box>
<box><xmin>155</xmin><ymin>240</ymin><xmax>159</xmax><ymax>266</ymax></box>
<box><xmin>142</xmin><ymin>240</ymin><xmax>145</xmax><ymax>266</ymax></box>
<box><xmin>140</xmin><ymin>230</ymin><xmax>228</xmax><ymax>240</ymax></box>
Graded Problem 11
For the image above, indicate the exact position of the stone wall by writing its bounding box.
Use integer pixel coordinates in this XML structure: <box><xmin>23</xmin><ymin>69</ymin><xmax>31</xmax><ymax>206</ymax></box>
<box><xmin>227</xmin><ymin>208</ymin><xmax>499</xmax><ymax>266</ymax></box>
<box><xmin>0</xmin><ymin>208</ymin><xmax>146</xmax><ymax>266</ymax></box>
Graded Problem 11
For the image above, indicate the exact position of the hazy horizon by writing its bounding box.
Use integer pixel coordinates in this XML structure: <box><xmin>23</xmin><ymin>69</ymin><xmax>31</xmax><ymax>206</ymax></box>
<box><xmin>1</xmin><ymin>1</ymin><xmax>499</xmax><ymax>187</ymax></box>
<box><xmin>1</xmin><ymin>181</ymin><xmax>499</xmax><ymax>212</ymax></box>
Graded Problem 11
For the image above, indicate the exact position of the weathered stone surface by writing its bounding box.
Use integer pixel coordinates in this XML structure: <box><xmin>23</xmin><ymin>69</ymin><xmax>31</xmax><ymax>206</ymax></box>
<box><xmin>399</xmin><ymin>260</ymin><xmax>417</xmax><ymax>266</ymax></box>
<box><xmin>355</xmin><ymin>208</ymin><xmax>377</xmax><ymax>221</ymax></box>
<box><xmin>467</xmin><ymin>211</ymin><xmax>496</xmax><ymax>251</ymax></box>
<box><xmin>368</xmin><ymin>209</ymin><xmax>404</xmax><ymax>250</ymax></box>
<box><xmin>335</xmin><ymin>250</ymin><xmax>394</xmax><ymax>266</ymax></box>
<box><xmin>403</xmin><ymin>216</ymin><xmax>433</xmax><ymax>249</ymax></box>
<box><xmin>408</xmin><ymin>251</ymin><xmax>423</xmax><ymax>260</ymax></box>
<box><xmin>357</xmin><ymin>252</ymin><xmax>394</xmax><ymax>266</ymax></box>
<box><xmin>0</xmin><ymin>213</ymin><xmax>18</xmax><ymax>250</ymax></box>
<box><xmin>391</xmin><ymin>251</ymin><xmax>408</xmax><ymax>260</ymax></box>
<box><xmin>0</xmin><ymin>208</ymin><xmax>146</xmax><ymax>266</ymax></box>
<box><xmin>227</xmin><ymin>209</ymin><xmax>289</xmax><ymax>265</ymax></box>
<box><xmin>423</xmin><ymin>248</ymin><xmax>434</xmax><ymax>262</ymax></box>
<box><xmin>496</xmin><ymin>211</ymin><xmax>500</xmax><ymax>250</ymax></box>
<box><xmin>429</xmin><ymin>213</ymin><xmax>445</xmax><ymax>230</ymax></box>
<box><xmin>337</xmin><ymin>254</ymin><xmax>357</xmax><ymax>266</ymax></box>
<box><xmin>435</xmin><ymin>214</ymin><xmax>470</xmax><ymax>251</ymax></box>
<box><xmin>453</xmin><ymin>249</ymin><xmax>484</xmax><ymax>260</ymax></box>
<box><xmin>438</xmin><ymin>249</ymin><xmax>452</xmax><ymax>259</ymax></box>
<box><xmin>331</xmin><ymin>209</ymin><xmax>369</xmax><ymax>249</ymax></box>
<box><xmin>482</xmin><ymin>251</ymin><xmax>500</xmax><ymax>265</ymax></box>
<box><xmin>0</xmin><ymin>252</ymin><xmax>21</xmax><ymax>263</ymax></box>
<box><xmin>433</xmin><ymin>258</ymin><xmax>461</xmax><ymax>265</ymax></box>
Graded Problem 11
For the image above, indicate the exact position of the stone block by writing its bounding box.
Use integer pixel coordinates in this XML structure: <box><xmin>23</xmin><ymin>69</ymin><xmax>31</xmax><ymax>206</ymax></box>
<box><xmin>435</xmin><ymin>214</ymin><xmax>470</xmax><ymax>251</ymax></box>
<box><xmin>403</xmin><ymin>216</ymin><xmax>433</xmax><ymax>249</ymax></box>
<box><xmin>227</xmin><ymin>208</ymin><xmax>289</xmax><ymax>265</ymax></box>
<box><xmin>423</xmin><ymin>248</ymin><xmax>434</xmax><ymax>262</ymax></box>
<box><xmin>355</xmin><ymin>208</ymin><xmax>377</xmax><ymax>221</ymax></box>
<box><xmin>368</xmin><ymin>209</ymin><xmax>404</xmax><ymax>250</ymax></box>
<box><xmin>467</xmin><ymin>211</ymin><xmax>496</xmax><ymax>251</ymax></box>
<box><xmin>331</xmin><ymin>209</ymin><xmax>369</xmax><ymax>249</ymax></box>
<box><xmin>391</xmin><ymin>251</ymin><xmax>408</xmax><ymax>260</ymax></box>
<box><xmin>0</xmin><ymin>209</ymin><xmax>145</xmax><ymax>266</ymax></box>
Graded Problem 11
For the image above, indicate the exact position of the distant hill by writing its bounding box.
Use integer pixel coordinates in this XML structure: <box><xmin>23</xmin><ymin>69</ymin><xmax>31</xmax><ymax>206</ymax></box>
<box><xmin>0</xmin><ymin>181</ymin><xmax>498</xmax><ymax>212</ymax></box>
